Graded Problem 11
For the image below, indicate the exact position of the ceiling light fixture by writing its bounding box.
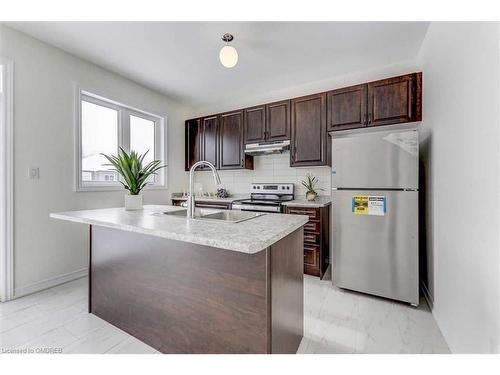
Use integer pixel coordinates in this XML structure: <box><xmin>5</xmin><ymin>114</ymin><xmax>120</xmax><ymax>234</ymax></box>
<box><xmin>219</xmin><ymin>33</ymin><xmax>238</xmax><ymax>68</ymax></box>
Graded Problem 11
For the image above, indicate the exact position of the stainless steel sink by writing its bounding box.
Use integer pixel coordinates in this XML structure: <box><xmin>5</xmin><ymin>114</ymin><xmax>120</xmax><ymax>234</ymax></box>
<box><xmin>162</xmin><ymin>209</ymin><xmax>189</xmax><ymax>217</ymax></box>
<box><xmin>160</xmin><ymin>209</ymin><xmax>264</xmax><ymax>223</ymax></box>
<box><xmin>199</xmin><ymin>210</ymin><xmax>264</xmax><ymax>223</ymax></box>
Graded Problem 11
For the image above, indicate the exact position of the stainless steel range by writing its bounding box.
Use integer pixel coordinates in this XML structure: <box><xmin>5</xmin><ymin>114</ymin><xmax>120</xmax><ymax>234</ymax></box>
<box><xmin>232</xmin><ymin>183</ymin><xmax>294</xmax><ymax>213</ymax></box>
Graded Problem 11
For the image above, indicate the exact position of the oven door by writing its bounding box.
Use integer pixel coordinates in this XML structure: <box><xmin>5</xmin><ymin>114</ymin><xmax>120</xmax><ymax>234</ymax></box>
<box><xmin>231</xmin><ymin>203</ymin><xmax>282</xmax><ymax>213</ymax></box>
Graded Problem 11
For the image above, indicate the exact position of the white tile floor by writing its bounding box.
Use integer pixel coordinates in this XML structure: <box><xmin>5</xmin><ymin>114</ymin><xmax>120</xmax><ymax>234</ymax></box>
<box><xmin>0</xmin><ymin>275</ymin><xmax>449</xmax><ymax>354</ymax></box>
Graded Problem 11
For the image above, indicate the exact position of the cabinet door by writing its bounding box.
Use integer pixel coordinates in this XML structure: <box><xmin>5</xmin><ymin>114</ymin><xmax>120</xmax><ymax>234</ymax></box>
<box><xmin>290</xmin><ymin>93</ymin><xmax>327</xmax><ymax>167</ymax></box>
<box><xmin>201</xmin><ymin>115</ymin><xmax>219</xmax><ymax>169</ymax></box>
<box><xmin>266</xmin><ymin>99</ymin><xmax>290</xmax><ymax>141</ymax></box>
<box><xmin>244</xmin><ymin>105</ymin><xmax>266</xmax><ymax>144</ymax></box>
<box><xmin>219</xmin><ymin>111</ymin><xmax>245</xmax><ymax>169</ymax></box>
<box><xmin>327</xmin><ymin>84</ymin><xmax>367</xmax><ymax>131</ymax></box>
<box><xmin>367</xmin><ymin>73</ymin><xmax>422</xmax><ymax>127</ymax></box>
<box><xmin>185</xmin><ymin>118</ymin><xmax>202</xmax><ymax>171</ymax></box>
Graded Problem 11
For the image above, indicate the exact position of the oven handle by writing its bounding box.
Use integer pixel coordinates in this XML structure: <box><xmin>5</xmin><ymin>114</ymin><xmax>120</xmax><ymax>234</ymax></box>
<box><xmin>232</xmin><ymin>203</ymin><xmax>281</xmax><ymax>213</ymax></box>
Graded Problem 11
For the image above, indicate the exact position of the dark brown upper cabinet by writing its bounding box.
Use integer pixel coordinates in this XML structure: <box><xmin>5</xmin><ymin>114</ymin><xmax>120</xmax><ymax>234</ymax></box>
<box><xmin>327</xmin><ymin>84</ymin><xmax>367</xmax><ymax>131</ymax></box>
<box><xmin>201</xmin><ymin>115</ymin><xmax>219</xmax><ymax>169</ymax></box>
<box><xmin>244</xmin><ymin>100</ymin><xmax>290</xmax><ymax>144</ymax></box>
<box><xmin>266</xmin><ymin>100</ymin><xmax>290</xmax><ymax>141</ymax></box>
<box><xmin>244</xmin><ymin>105</ymin><xmax>266</xmax><ymax>143</ymax></box>
<box><xmin>185</xmin><ymin>118</ymin><xmax>202</xmax><ymax>171</ymax></box>
<box><xmin>367</xmin><ymin>73</ymin><xmax>422</xmax><ymax>127</ymax></box>
<box><xmin>290</xmin><ymin>93</ymin><xmax>328</xmax><ymax>167</ymax></box>
<box><xmin>219</xmin><ymin>111</ymin><xmax>253</xmax><ymax>170</ymax></box>
<box><xmin>185</xmin><ymin>115</ymin><xmax>220</xmax><ymax>171</ymax></box>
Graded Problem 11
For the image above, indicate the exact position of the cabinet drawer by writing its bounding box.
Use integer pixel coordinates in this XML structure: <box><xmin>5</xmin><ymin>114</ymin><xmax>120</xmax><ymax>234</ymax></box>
<box><xmin>304</xmin><ymin>246</ymin><xmax>319</xmax><ymax>267</ymax></box>
<box><xmin>303</xmin><ymin>221</ymin><xmax>320</xmax><ymax>233</ymax></box>
<box><xmin>286</xmin><ymin>207</ymin><xmax>319</xmax><ymax>221</ymax></box>
<box><xmin>304</xmin><ymin>232</ymin><xmax>320</xmax><ymax>245</ymax></box>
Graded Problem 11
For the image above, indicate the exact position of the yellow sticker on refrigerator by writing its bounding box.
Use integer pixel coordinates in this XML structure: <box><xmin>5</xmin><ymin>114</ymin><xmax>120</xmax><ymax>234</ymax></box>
<box><xmin>352</xmin><ymin>196</ymin><xmax>386</xmax><ymax>216</ymax></box>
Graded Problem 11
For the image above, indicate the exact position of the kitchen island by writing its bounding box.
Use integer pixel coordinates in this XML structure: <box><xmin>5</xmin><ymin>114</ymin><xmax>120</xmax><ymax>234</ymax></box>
<box><xmin>50</xmin><ymin>205</ymin><xmax>308</xmax><ymax>354</ymax></box>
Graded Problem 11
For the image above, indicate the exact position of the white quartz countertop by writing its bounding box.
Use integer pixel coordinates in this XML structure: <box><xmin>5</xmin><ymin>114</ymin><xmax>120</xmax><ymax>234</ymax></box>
<box><xmin>282</xmin><ymin>196</ymin><xmax>332</xmax><ymax>208</ymax></box>
<box><xmin>50</xmin><ymin>205</ymin><xmax>308</xmax><ymax>254</ymax></box>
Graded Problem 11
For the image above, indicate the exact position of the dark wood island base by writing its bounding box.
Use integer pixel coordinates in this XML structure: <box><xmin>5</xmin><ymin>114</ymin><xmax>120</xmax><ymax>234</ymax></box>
<box><xmin>89</xmin><ymin>225</ymin><xmax>304</xmax><ymax>354</ymax></box>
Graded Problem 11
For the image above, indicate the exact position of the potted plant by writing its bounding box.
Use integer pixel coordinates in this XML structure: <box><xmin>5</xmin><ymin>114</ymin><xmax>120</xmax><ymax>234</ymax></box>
<box><xmin>102</xmin><ymin>148</ymin><xmax>166</xmax><ymax>210</ymax></box>
<box><xmin>301</xmin><ymin>173</ymin><xmax>324</xmax><ymax>201</ymax></box>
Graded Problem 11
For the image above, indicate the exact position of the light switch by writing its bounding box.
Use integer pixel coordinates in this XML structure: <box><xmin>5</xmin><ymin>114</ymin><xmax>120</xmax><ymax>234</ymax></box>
<box><xmin>29</xmin><ymin>167</ymin><xmax>40</xmax><ymax>179</ymax></box>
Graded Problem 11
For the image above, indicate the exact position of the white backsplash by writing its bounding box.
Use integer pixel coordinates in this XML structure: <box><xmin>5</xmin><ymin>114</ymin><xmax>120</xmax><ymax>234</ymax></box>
<box><xmin>182</xmin><ymin>153</ymin><xmax>332</xmax><ymax>198</ymax></box>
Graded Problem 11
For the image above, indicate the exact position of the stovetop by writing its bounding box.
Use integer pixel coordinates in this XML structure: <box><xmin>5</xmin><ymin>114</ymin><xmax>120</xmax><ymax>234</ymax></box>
<box><xmin>234</xmin><ymin>183</ymin><xmax>295</xmax><ymax>206</ymax></box>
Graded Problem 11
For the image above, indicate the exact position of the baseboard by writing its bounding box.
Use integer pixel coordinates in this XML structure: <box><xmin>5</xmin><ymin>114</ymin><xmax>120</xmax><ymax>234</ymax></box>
<box><xmin>420</xmin><ymin>281</ymin><xmax>434</xmax><ymax>309</ymax></box>
<box><xmin>13</xmin><ymin>267</ymin><xmax>88</xmax><ymax>299</ymax></box>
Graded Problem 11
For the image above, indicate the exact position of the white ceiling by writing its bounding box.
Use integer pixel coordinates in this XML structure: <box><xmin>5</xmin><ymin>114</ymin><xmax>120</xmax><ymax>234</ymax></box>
<box><xmin>7</xmin><ymin>22</ymin><xmax>429</xmax><ymax>107</ymax></box>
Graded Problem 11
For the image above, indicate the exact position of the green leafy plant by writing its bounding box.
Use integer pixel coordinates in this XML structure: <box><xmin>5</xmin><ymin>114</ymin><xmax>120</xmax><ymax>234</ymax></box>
<box><xmin>101</xmin><ymin>148</ymin><xmax>166</xmax><ymax>195</ymax></box>
<box><xmin>301</xmin><ymin>173</ymin><xmax>324</xmax><ymax>195</ymax></box>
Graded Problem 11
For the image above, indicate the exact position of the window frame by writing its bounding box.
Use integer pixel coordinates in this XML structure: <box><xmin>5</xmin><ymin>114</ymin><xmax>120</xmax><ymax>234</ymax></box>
<box><xmin>75</xmin><ymin>86</ymin><xmax>167</xmax><ymax>192</ymax></box>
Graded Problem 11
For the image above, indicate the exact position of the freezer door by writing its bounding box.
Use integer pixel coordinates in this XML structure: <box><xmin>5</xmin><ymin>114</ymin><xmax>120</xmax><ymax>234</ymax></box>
<box><xmin>331</xmin><ymin>190</ymin><xmax>418</xmax><ymax>305</ymax></box>
<box><xmin>331</xmin><ymin>128</ymin><xmax>418</xmax><ymax>189</ymax></box>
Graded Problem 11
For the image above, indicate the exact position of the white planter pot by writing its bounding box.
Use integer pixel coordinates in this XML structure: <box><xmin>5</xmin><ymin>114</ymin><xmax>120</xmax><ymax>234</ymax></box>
<box><xmin>306</xmin><ymin>191</ymin><xmax>317</xmax><ymax>201</ymax></box>
<box><xmin>124</xmin><ymin>194</ymin><xmax>143</xmax><ymax>210</ymax></box>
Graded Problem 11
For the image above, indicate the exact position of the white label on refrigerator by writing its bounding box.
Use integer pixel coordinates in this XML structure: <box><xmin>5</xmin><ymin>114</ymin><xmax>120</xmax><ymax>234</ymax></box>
<box><xmin>352</xmin><ymin>196</ymin><xmax>386</xmax><ymax>216</ymax></box>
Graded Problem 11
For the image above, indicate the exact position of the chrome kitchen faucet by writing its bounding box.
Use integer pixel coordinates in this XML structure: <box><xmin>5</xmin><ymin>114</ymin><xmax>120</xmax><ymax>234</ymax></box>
<box><xmin>187</xmin><ymin>161</ymin><xmax>221</xmax><ymax>219</ymax></box>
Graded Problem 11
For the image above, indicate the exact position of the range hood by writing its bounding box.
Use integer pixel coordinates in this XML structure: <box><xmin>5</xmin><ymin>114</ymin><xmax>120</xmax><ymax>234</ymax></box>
<box><xmin>244</xmin><ymin>140</ymin><xmax>290</xmax><ymax>156</ymax></box>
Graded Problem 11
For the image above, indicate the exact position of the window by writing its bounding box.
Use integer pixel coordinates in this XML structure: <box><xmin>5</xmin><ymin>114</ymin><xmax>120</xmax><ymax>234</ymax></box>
<box><xmin>76</xmin><ymin>89</ymin><xmax>166</xmax><ymax>191</ymax></box>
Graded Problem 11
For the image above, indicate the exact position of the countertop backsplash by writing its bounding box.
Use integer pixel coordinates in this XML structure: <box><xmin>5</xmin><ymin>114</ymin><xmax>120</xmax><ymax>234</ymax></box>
<box><xmin>183</xmin><ymin>153</ymin><xmax>331</xmax><ymax>198</ymax></box>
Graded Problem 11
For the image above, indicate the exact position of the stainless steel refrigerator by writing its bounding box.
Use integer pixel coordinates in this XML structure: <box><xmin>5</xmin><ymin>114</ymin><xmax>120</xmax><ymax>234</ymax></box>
<box><xmin>331</xmin><ymin>125</ymin><xmax>419</xmax><ymax>306</ymax></box>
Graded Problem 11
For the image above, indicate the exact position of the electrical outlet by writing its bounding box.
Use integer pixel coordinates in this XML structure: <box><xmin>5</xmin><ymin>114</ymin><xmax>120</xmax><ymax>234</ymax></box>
<box><xmin>29</xmin><ymin>167</ymin><xmax>40</xmax><ymax>179</ymax></box>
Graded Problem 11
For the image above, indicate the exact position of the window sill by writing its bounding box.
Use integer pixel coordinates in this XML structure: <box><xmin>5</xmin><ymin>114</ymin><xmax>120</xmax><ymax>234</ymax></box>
<box><xmin>76</xmin><ymin>184</ymin><xmax>168</xmax><ymax>193</ymax></box>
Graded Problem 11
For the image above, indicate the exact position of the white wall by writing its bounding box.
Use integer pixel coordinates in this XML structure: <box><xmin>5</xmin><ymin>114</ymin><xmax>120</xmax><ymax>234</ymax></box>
<box><xmin>0</xmin><ymin>25</ymin><xmax>193</xmax><ymax>295</ymax></box>
<box><xmin>418</xmin><ymin>22</ymin><xmax>500</xmax><ymax>353</ymax></box>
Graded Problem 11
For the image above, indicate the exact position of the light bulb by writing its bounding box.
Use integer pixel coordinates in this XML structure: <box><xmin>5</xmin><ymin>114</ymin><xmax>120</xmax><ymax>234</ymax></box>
<box><xmin>219</xmin><ymin>45</ymin><xmax>238</xmax><ymax>68</ymax></box>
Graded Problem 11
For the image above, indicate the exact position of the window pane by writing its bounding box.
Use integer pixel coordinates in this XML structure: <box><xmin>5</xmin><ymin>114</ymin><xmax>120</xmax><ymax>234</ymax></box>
<box><xmin>81</xmin><ymin>100</ymin><xmax>118</xmax><ymax>182</ymax></box>
<box><xmin>130</xmin><ymin>115</ymin><xmax>155</xmax><ymax>164</ymax></box>
<box><xmin>130</xmin><ymin>115</ymin><xmax>156</xmax><ymax>183</ymax></box>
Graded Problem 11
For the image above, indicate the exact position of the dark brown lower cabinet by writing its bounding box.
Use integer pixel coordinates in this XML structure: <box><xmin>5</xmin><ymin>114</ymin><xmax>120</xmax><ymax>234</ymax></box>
<box><xmin>285</xmin><ymin>205</ymin><xmax>330</xmax><ymax>278</ymax></box>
